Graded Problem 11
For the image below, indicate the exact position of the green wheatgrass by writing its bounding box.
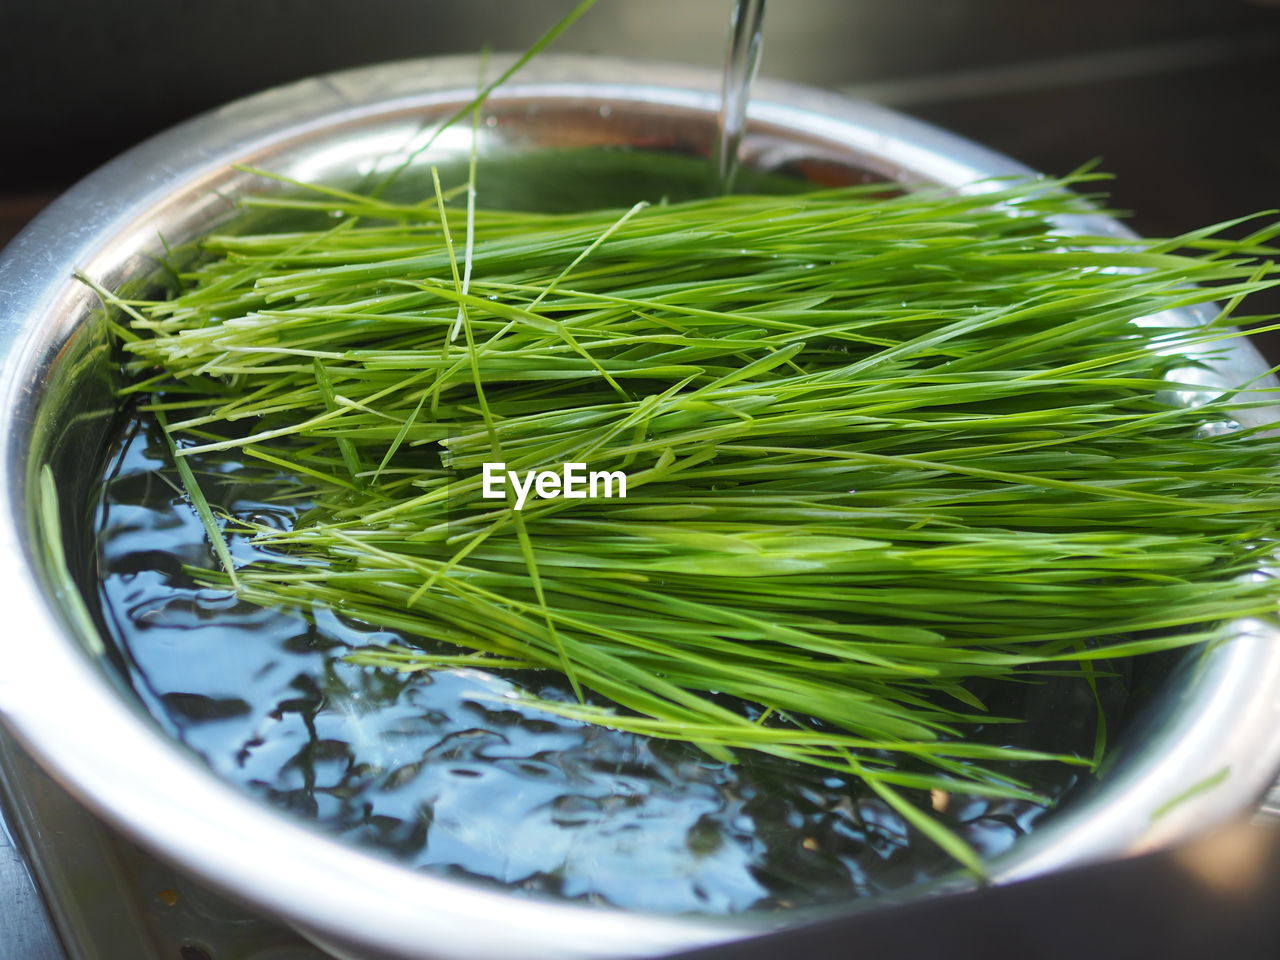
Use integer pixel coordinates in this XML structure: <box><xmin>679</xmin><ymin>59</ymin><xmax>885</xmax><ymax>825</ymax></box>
<box><xmin>96</xmin><ymin>164</ymin><xmax>1280</xmax><ymax>874</ymax></box>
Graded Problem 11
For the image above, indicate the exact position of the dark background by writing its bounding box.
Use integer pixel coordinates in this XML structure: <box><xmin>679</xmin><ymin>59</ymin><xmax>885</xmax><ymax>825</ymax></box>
<box><xmin>7</xmin><ymin>0</ymin><xmax>1278</xmax><ymax>345</ymax></box>
<box><xmin>3</xmin><ymin>0</ymin><xmax>1280</xmax><ymax>248</ymax></box>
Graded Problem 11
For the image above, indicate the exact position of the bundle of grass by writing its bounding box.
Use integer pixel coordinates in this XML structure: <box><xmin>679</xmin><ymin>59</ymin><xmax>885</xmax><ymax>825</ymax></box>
<box><xmin>94</xmin><ymin>162</ymin><xmax>1280</xmax><ymax>870</ymax></box>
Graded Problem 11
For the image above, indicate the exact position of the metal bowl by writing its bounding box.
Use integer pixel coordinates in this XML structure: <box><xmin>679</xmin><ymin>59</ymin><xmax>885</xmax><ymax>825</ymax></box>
<box><xmin>2</xmin><ymin>54</ymin><xmax>1280</xmax><ymax>960</ymax></box>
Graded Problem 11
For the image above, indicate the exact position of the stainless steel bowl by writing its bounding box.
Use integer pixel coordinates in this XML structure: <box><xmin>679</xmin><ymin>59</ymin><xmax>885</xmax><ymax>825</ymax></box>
<box><xmin>2</xmin><ymin>54</ymin><xmax>1280</xmax><ymax>960</ymax></box>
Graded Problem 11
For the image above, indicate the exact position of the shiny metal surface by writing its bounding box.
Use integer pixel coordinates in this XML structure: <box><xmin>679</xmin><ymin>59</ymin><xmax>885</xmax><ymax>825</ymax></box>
<box><xmin>0</xmin><ymin>723</ymin><xmax>329</xmax><ymax>960</ymax></box>
<box><xmin>0</xmin><ymin>54</ymin><xmax>1278</xmax><ymax>960</ymax></box>
<box><xmin>0</xmin><ymin>743</ymin><xmax>64</xmax><ymax>960</ymax></box>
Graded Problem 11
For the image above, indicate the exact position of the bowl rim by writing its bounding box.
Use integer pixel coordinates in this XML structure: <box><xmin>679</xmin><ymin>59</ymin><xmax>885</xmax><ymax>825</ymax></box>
<box><xmin>2</xmin><ymin>52</ymin><xmax>1280</xmax><ymax>960</ymax></box>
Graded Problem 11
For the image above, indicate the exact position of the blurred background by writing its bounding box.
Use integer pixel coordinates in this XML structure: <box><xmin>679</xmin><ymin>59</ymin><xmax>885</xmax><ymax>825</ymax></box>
<box><xmin>2</xmin><ymin>0</ymin><xmax>1279</xmax><ymax>250</ymax></box>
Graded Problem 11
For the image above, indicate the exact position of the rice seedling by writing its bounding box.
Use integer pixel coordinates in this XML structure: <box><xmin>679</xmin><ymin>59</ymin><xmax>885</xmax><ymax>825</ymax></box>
<box><xmin>97</xmin><ymin>159</ymin><xmax>1280</xmax><ymax>873</ymax></box>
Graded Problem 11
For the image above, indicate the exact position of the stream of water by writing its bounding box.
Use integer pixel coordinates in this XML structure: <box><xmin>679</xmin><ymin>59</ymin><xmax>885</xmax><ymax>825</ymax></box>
<box><xmin>714</xmin><ymin>0</ymin><xmax>768</xmax><ymax>194</ymax></box>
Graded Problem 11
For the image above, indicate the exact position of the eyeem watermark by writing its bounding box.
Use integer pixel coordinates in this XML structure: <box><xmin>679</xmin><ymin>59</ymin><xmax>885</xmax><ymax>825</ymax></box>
<box><xmin>481</xmin><ymin>462</ymin><xmax>628</xmax><ymax>510</ymax></box>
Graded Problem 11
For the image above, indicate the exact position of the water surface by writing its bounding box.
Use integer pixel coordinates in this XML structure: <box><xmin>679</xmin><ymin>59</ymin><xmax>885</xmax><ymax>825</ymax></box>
<box><xmin>92</xmin><ymin>410</ymin><xmax>1122</xmax><ymax>914</ymax></box>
